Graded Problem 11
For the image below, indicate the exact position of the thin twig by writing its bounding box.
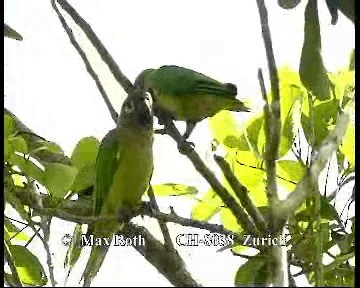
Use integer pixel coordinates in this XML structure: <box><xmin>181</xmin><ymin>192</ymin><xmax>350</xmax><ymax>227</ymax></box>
<box><xmin>147</xmin><ymin>186</ymin><xmax>175</xmax><ymax>250</ymax></box>
<box><xmin>51</xmin><ymin>0</ymin><xmax>118</xmax><ymax>122</ymax></box>
<box><xmin>55</xmin><ymin>0</ymin><xmax>134</xmax><ymax>94</ymax></box>
<box><xmin>213</xmin><ymin>155</ymin><xmax>266</xmax><ymax>233</ymax></box>
<box><xmin>40</xmin><ymin>217</ymin><xmax>57</xmax><ymax>287</ymax></box>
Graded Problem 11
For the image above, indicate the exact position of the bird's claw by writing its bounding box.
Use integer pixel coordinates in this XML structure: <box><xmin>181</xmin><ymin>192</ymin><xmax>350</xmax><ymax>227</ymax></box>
<box><xmin>141</xmin><ymin>201</ymin><xmax>157</xmax><ymax>216</ymax></box>
<box><xmin>178</xmin><ymin>138</ymin><xmax>195</xmax><ymax>154</ymax></box>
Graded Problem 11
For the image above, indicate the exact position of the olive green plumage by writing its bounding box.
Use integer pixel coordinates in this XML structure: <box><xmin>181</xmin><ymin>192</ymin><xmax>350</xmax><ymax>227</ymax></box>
<box><xmin>134</xmin><ymin>65</ymin><xmax>249</xmax><ymax>138</ymax></box>
<box><xmin>82</xmin><ymin>89</ymin><xmax>153</xmax><ymax>286</ymax></box>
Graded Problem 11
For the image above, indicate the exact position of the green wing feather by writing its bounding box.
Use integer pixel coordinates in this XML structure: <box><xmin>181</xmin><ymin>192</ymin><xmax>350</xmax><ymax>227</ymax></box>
<box><xmin>149</xmin><ymin>65</ymin><xmax>237</xmax><ymax>98</ymax></box>
<box><xmin>94</xmin><ymin>129</ymin><xmax>121</xmax><ymax>216</ymax></box>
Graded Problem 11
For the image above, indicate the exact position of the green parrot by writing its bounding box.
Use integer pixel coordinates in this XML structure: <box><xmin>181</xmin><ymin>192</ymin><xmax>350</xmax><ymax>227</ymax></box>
<box><xmin>134</xmin><ymin>65</ymin><xmax>250</xmax><ymax>140</ymax></box>
<box><xmin>81</xmin><ymin>89</ymin><xmax>154</xmax><ymax>286</ymax></box>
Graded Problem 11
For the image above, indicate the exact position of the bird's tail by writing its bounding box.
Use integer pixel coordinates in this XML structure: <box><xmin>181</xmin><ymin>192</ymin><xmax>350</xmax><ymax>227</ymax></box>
<box><xmin>226</xmin><ymin>99</ymin><xmax>251</xmax><ymax>112</ymax></box>
<box><xmin>81</xmin><ymin>243</ymin><xmax>111</xmax><ymax>287</ymax></box>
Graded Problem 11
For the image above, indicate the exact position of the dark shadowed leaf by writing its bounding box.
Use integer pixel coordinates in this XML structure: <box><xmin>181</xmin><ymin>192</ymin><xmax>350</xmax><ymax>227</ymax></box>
<box><xmin>299</xmin><ymin>0</ymin><xmax>331</xmax><ymax>100</ymax></box>
<box><xmin>4</xmin><ymin>23</ymin><xmax>23</xmax><ymax>41</ymax></box>
<box><xmin>152</xmin><ymin>183</ymin><xmax>198</xmax><ymax>196</ymax></box>
<box><xmin>44</xmin><ymin>163</ymin><xmax>78</xmax><ymax>198</ymax></box>
<box><xmin>325</xmin><ymin>0</ymin><xmax>339</xmax><ymax>25</ymax></box>
<box><xmin>71</xmin><ymin>164</ymin><xmax>96</xmax><ymax>192</ymax></box>
<box><xmin>234</xmin><ymin>256</ymin><xmax>269</xmax><ymax>286</ymax></box>
<box><xmin>278</xmin><ymin>0</ymin><xmax>301</xmax><ymax>9</ymax></box>
<box><xmin>9</xmin><ymin>245</ymin><xmax>47</xmax><ymax>286</ymax></box>
<box><xmin>338</xmin><ymin>0</ymin><xmax>354</xmax><ymax>24</ymax></box>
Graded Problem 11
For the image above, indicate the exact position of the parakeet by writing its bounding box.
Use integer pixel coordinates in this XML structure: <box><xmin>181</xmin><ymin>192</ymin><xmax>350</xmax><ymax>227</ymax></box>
<box><xmin>134</xmin><ymin>65</ymin><xmax>250</xmax><ymax>139</ymax></box>
<box><xmin>81</xmin><ymin>89</ymin><xmax>154</xmax><ymax>286</ymax></box>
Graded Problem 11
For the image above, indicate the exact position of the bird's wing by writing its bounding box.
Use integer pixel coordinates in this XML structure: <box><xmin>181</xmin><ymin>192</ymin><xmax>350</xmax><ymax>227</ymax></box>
<box><xmin>94</xmin><ymin>129</ymin><xmax>122</xmax><ymax>216</ymax></box>
<box><xmin>153</xmin><ymin>65</ymin><xmax>237</xmax><ymax>98</ymax></box>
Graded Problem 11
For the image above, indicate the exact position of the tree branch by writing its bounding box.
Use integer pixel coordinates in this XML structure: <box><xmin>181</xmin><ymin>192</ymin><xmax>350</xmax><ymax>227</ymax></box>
<box><xmin>147</xmin><ymin>186</ymin><xmax>175</xmax><ymax>250</ymax></box>
<box><xmin>122</xmin><ymin>223</ymin><xmax>201</xmax><ymax>287</ymax></box>
<box><xmin>51</xmin><ymin>0</ymin><xmax>119</xmax><ymax>122</ymax></box>
<box><xmin>255</xmin><ymin>0</ymin><xmax>285</xmax><ymax>284</ymax></box>
<box><xmin>278</xmin><ymin>113</ymin><xmax>350</xmax><ymax>220</ymax></box>
<box><xmin>55</xmin><ymin>0</ymin><xmax>134</xmax><ymax>94</ymax></box>
<box><xmin>213</xmin><ymin>155</ymin><xmax>266</xmax><ymax>233</ymax></box>
<box><xmin>161</xmin><ymin>120</ymin><xmax>257</xmax><ymax>236</ymax></box>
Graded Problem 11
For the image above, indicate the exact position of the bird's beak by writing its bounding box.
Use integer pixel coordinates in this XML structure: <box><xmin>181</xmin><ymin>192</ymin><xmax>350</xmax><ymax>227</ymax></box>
<box><xmin>139</xmin><ymin>91</ymin><xmax>153</xmax><ymax>128</ymax></box>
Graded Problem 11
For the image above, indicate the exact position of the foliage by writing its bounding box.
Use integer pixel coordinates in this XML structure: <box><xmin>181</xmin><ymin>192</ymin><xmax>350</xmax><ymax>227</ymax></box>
<box><xmin>4</xmin><ymin>1</ymin><xmax>354</xmax><ymax>286</ymax></box>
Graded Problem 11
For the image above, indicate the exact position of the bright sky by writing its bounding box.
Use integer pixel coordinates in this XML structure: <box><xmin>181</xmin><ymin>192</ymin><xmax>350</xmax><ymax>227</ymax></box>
<box><xmin>4</xmin><ymin>0</ymin><xmax>354</xmax><ymax>286</ymax></box>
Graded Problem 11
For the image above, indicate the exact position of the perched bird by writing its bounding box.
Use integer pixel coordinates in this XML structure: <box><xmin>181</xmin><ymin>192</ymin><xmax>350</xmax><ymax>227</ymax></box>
<box><xmin>134</xmin><ymin>65</ymin><xmax>250</xmax><ymax>140</ymax></box>
<box><xmin>81</xmin><ymin>89</ymin><xmax>154</xmax><ymax>286</ymax></box>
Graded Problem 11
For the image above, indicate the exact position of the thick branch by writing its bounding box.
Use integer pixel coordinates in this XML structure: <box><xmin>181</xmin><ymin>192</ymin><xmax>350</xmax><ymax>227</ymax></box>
<box><xmin>122</xmin><ymin>223</ymin><xmax>201</xmax><ymax>287</ymax></box>
<box><xmin>256</xmin><ymin>0</ymin><xmax>285</xmax><ymax>284</ymax></box>
<box><xmin>55</xmin><ymin>0</ymin><xmax>134</xmax><ymax>94</ymax></box>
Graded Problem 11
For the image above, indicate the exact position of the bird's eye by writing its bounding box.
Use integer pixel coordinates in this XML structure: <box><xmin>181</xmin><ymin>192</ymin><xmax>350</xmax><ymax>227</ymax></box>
<box><xmin>123</xmin><ymin>101</ymin><xmax>135</xmax><ymax>113</ymax></box>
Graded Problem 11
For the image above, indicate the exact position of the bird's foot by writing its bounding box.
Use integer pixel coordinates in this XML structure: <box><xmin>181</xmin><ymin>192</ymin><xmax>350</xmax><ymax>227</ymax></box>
<box><xmin>141</xmin><ymin>201</ymin><xmax>157</xmax><ymax>216</ymax></box>
<box><xmin>177</xmin><ymin>138</ymin><xmax>195</xmax><ymax>154</ymax></box>
<box><xmin>154</xmin><ymin>128</ymin><xmax>167</xmax><ymax>135</ymax></box>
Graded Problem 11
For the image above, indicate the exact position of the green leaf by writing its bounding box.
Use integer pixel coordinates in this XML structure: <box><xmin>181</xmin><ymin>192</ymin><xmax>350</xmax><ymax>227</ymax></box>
<box><xmin>4</xmin><ymin>219</ymin><xmax>30</xmax><ymax>242</ymax></box>
<box><xmin>299</xmin><ymin>0</ymin><xmax>331</xmax><ymax>100</ymax></box>
<box><xmin>10</xmin><ymin>154</ymin><xmax>45</xmax><ymax>186</ymax></box>
<box><xmin>71</xmin><ymin>164</ymin><xmax>96</xmax><ymax>192</ymax></box>
<box><xmin>234</xmin><ymin>256</ymin><xmax>269</xmax><ymax>286</ymax></box>
<box><xmin>191</xmin><ymin>189</ymin><xmax>222</xmax><ymax>221</ymax></box>
<box><xmin>339</xmin><ymin>121</ymin><xmax>354</xmax><ymax>169</ymax></box>
<box><xmin>9</xmin><ymin>135</ymin><xmax>28</xmax><ymax>154</ymax></box>
<box><xmin>44</xmin><ymin>163</ymin><xmax>78</xmax><ymax>198</ymax></box>
<box><xmin>348</xmin><ymin>49</ymin><xmax>355</xmax><ymax>71</ymax></box>
<box><xmin>4</xmin><ymin>23</ymin><xmax>23</xmax><ymax>41</ymax></box>
<box><xmin>245</xmin><ymin>114</ymin><xmax>265</xmax><ymax>159</ymax></box>
<box><xmin>64</xmin><ymin>224</ymin><xmax>84</xmax><ymax>281</ymax></box>
<box><xmin>302</xmin><ymin>97</ymin><xmax>339</xmax><ymax>148</ymax></box>
<box><xmin>234</xmin><ymin>152</ymin><xmax>268</xmax><ymax>207</ymax></box>
<box><xmin>71</xmin><ymin>137</ymin><xmax>100</xmax><ymax>169</ymax></box>
<box><xmin>277</xmin><ymin>160</ymin><xmax>305</xmax><ymax>183</ymax></box>
<box><xmin>30</xmin><ymin>141</ymin><xmax>64</xmax><ymax>155</ymax></box>
<box><xmin>4</xmin><ymin>114</ymin><xmax>16</xmax><ymax>139</ymax></box>
<box><xmin>152</xmin><ymin>183</ymin><xmax>198</xmax><ymax>196</ymax></box>
<box><xmin>9</xmin><ymin>245</ymin><xmax>47</xmax><ymax>286</ymax></box>
<box><xmin>279</xmin><ymin>85</ymin><xmax>303</xmax><ymax>157</ymax></box>
<box><xmin>209</xmin><ymin>111</ymin><xmax>249</xmax><ymax>151</ymax></box>
<box><xmin>220</xmin><ymin>208</ymin><xmax>242</xmax><ymax>233</ymax></box>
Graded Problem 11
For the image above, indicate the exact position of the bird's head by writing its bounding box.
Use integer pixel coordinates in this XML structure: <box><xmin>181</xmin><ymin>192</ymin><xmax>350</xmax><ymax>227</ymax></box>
<box><xmin>134</xmin><ymin>69</ymin><xmax>155</xmax><ymax>90</ymax></box>
<box><xmin>117</xmin><ymin>89</ymin><xmax>153</xmax><ymax>131</ymax></box>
